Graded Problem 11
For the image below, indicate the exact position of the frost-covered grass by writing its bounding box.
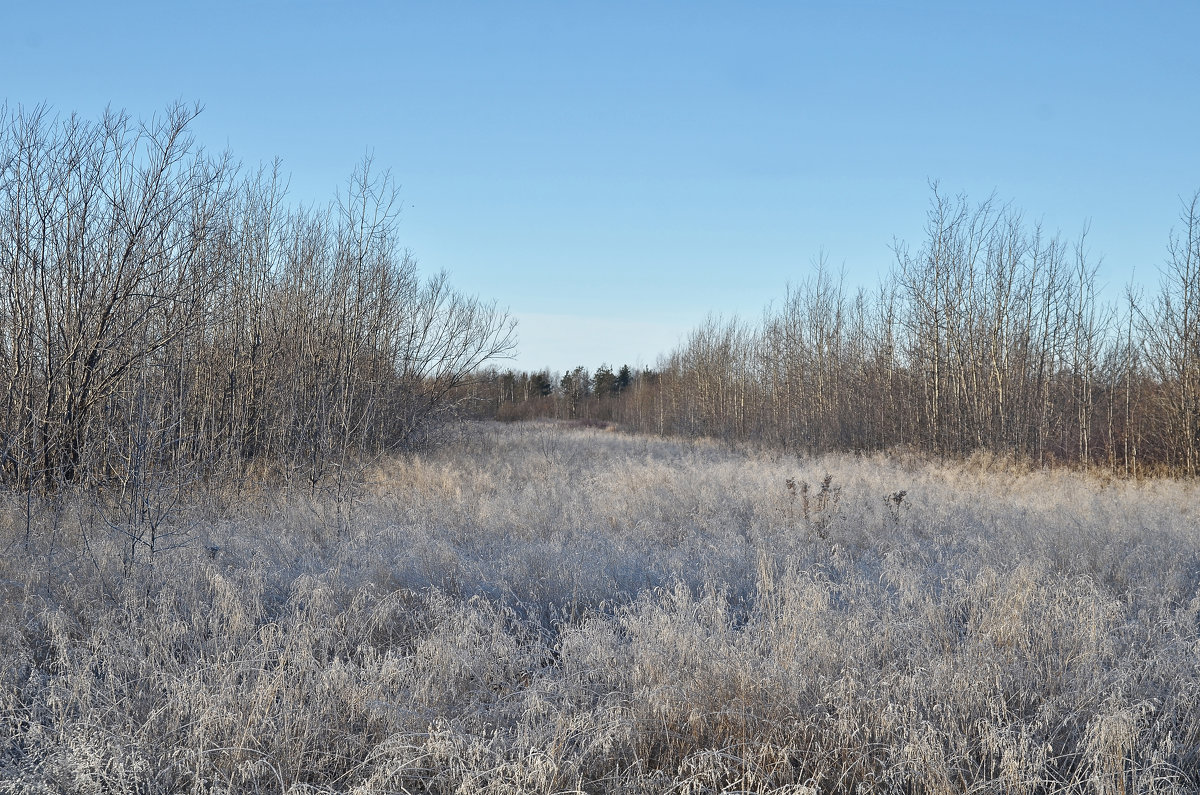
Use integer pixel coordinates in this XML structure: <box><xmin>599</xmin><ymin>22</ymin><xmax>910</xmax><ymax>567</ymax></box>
<box><xmin>2</xmin><ymin>421</ymin><xmax>1199</xmax><ymax>793</ymax></box>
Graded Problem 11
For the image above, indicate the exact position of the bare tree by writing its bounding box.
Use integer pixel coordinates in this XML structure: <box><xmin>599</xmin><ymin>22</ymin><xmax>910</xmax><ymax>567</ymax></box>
<box><xmin>1140</xmin><ymin>192</ymin><xmax>1200</xmax><ymax>475</ymax></box>
<box><xmin>0</xmin><ymin>104</ymin><xmax>517</xmax><ymax>516</ymax></box>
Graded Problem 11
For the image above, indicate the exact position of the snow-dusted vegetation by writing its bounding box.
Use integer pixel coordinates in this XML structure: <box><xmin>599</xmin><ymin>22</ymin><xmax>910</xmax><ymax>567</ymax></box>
<box><xmin>3</xmin><ymin>421</ymin><xmax>1199</xmax><ymax>793</ymax></box>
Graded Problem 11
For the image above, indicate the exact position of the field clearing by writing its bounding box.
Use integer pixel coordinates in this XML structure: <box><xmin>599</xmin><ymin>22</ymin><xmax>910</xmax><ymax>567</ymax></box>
<box><xmin>3</xmin><ymin>421</ymin><xmax>1199</xmax><ymax>793</ymax></box>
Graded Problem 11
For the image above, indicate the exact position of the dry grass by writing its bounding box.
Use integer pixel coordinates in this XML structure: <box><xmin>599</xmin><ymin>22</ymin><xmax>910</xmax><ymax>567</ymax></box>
<box><xmin>2</xmin><ymin>421</ymin><xmax>1199</xmax><ymax>793</ymax></box>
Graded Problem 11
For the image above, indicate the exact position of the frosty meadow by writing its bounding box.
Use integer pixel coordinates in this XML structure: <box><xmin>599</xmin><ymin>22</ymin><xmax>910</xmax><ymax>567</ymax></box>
<box><xmin>3</xmin><ymin>421</ymin><xmax>1199</xmax><ymax>792</ymax></box>
<box><xmin>2</xmin><ymin>102</ymin><xmax>1200</xmax><ymax>793</ymax></box>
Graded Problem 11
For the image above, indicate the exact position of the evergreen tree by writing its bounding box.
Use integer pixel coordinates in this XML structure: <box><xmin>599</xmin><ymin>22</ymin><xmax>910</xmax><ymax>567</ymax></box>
<box><xmin>530</xmin><ymin>370</ymin><xmax>553</xmax><ymax>397</ymax></box>
<box><xmin>593</xmin><ymin>364</ymin><xmax>618</xmax><ymax>397</ymax></box>
<box><xmin>616</xmin><ymin>364</ymin><xmax>633</xmax><ymax>393</ymax></box>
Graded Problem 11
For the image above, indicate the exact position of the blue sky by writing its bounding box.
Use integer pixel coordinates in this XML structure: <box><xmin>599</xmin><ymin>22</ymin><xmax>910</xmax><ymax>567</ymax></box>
<box><xmin>4</xmin><ymin>1</ymin><xmax>1198</xmax><ymax>373</ymax></box>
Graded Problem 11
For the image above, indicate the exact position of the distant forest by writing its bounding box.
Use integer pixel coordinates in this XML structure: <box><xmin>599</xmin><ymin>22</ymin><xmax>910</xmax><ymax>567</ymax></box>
<box><xmin>473</xmin><ymin>187</ymin><xmax>1200</xmax><ymax>477</ymax></box>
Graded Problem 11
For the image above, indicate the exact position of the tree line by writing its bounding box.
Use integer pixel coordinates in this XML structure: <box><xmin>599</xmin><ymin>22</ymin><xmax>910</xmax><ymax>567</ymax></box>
<box><xmin>0</xmin><ymin>103</ymin><xmax>515</xmax><ymax>496</ymax></box>
<box><xmin>473</xmin><ymin>186</ymin><xmax>1200</xmax><ymax>477</ymax></box>
<box><xmin>5</xmin><ymin>103</ymin><xmax>1194</xmax><ymax>487</ymax></box>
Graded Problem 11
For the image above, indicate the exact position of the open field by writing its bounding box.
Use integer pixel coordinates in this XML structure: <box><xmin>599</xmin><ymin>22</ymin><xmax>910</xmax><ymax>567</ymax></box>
<box><xmin>3</xmin><ymin>421</ymin><xmax>1199</xmax><ymax>793</ymax></box>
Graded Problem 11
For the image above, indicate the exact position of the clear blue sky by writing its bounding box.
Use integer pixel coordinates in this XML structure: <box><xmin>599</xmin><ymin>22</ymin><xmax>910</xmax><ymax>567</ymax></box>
<box><xmin>5</xmin><ymin>1</ymin><xmax>1198</xmax><ymax>373</ymax></box>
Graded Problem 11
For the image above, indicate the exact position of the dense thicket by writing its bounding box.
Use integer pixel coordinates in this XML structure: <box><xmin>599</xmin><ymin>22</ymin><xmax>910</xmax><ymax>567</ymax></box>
<box><xmin>478</xmin><ymin>187</ymin><xmax>1200</xmax><ymax>476</ymax></box>
<box><xmin>0</xmin><ymin>104</ymin><xmax>515</xmax><ymax>499</ymax></box>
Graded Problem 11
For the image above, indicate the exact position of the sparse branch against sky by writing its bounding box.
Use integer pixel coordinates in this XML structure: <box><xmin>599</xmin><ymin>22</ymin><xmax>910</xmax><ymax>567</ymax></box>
<box><xmin>4</xmin><ymin>0</ymin><xmax>1198</xmax><ymax>372</ymax></box>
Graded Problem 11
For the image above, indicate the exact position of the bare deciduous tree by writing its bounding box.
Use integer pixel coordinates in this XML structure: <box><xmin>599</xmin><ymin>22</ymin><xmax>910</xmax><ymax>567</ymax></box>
<box><xmin>0</xmin><ymin>104</ymin><xmax>515</xmax><ymax>511</ymax></box>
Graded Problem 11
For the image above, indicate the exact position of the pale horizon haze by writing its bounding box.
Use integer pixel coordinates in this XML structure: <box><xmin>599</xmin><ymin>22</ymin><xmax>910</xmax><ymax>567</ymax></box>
<box><xmin>4</xmin><ymin>1</ymin><xmax>1198</xmax><ymax>374</ymax></box>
